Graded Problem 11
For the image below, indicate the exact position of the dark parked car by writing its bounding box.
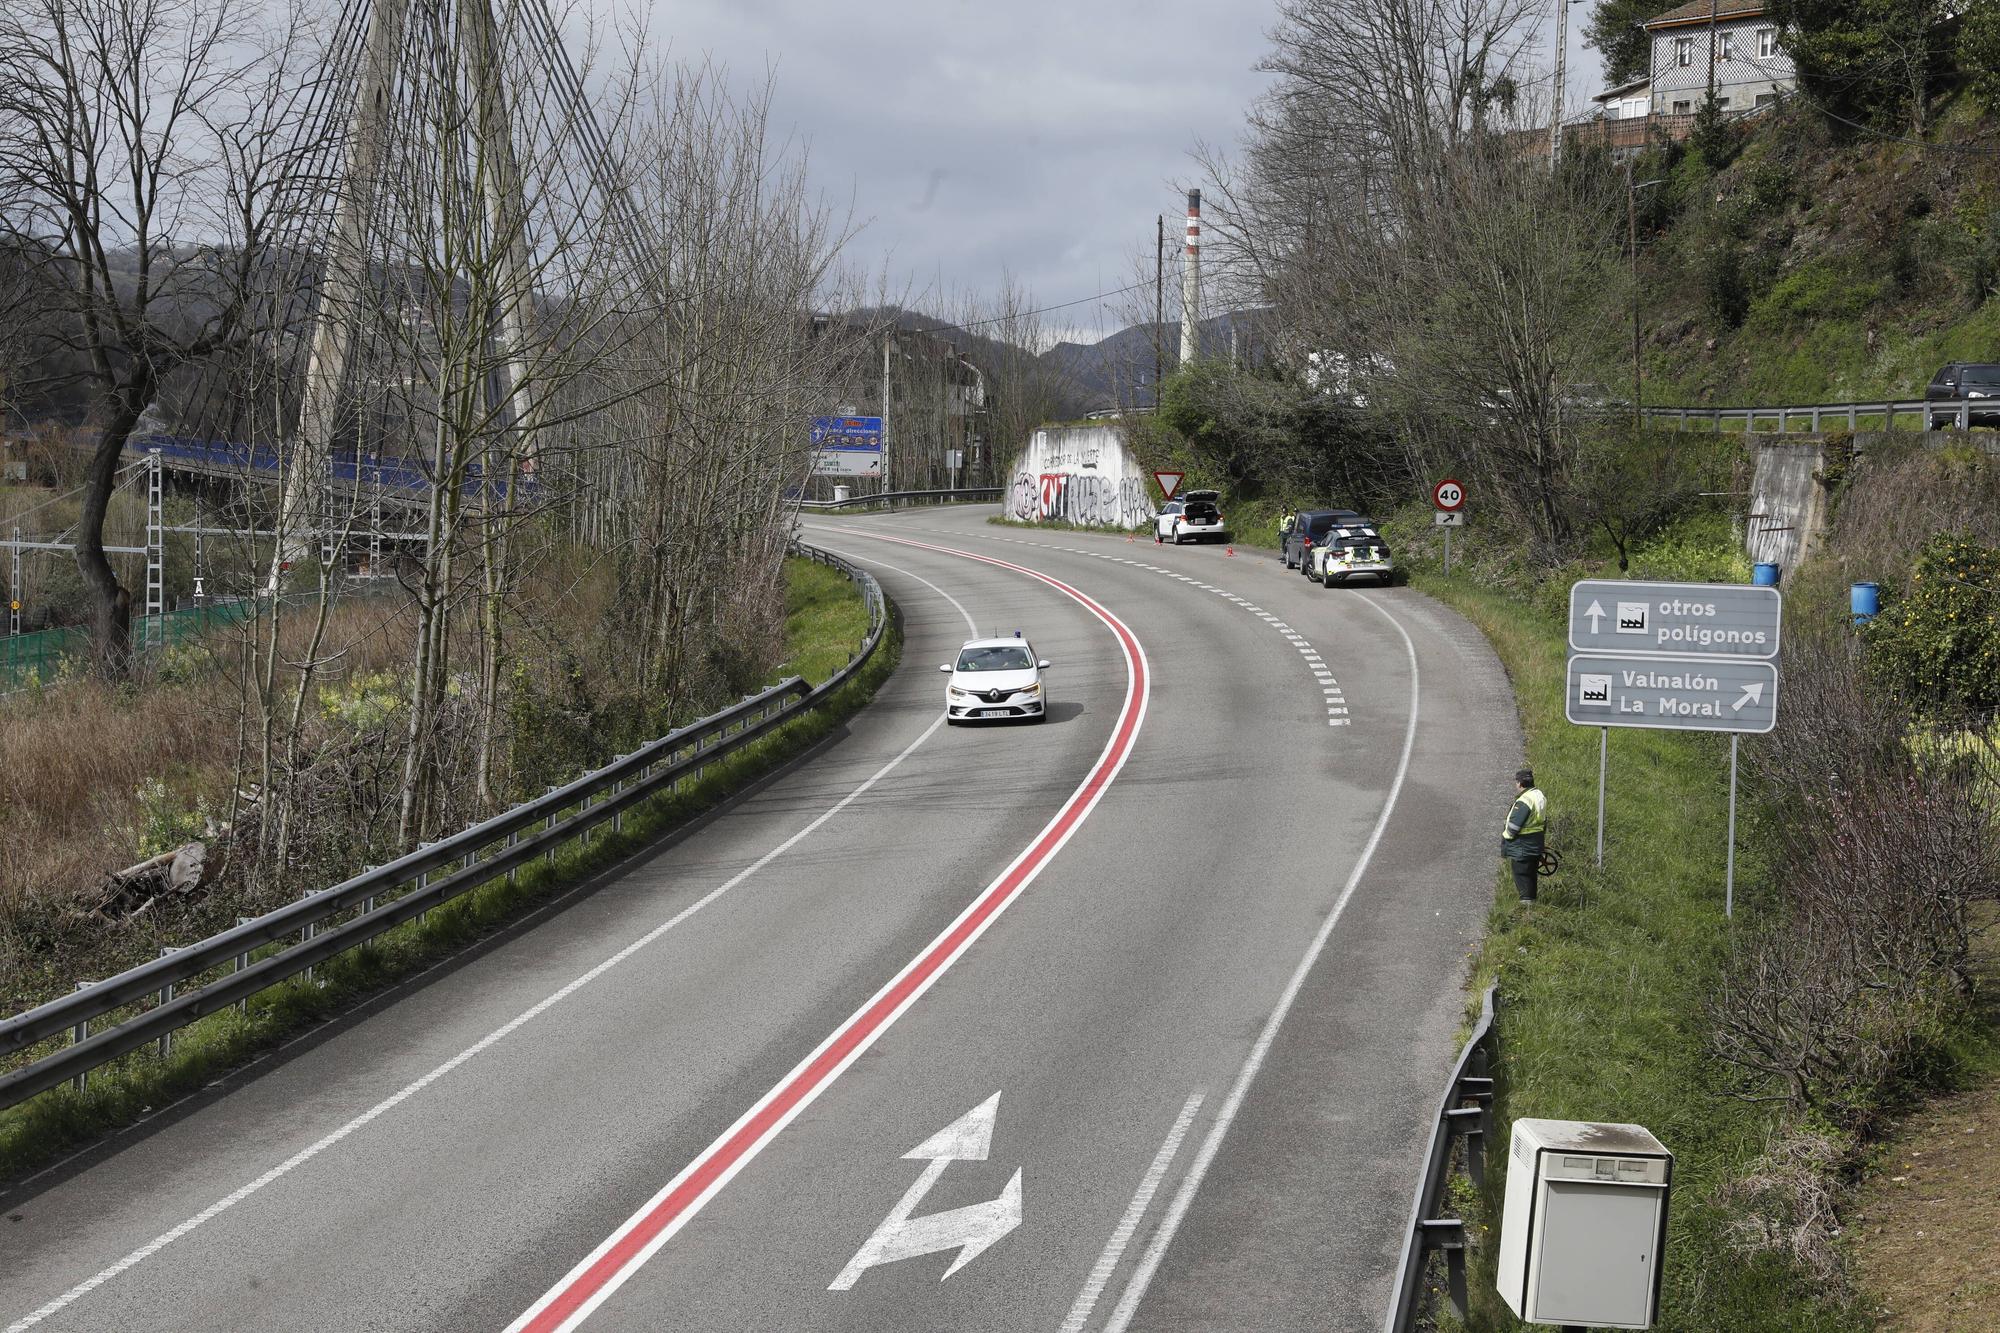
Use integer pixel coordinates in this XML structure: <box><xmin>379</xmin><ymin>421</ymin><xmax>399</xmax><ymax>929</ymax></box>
<box><xmin>1282</xmin><ymin>508</ymin><xmax>1372</xmax><ymax>571</ymax></box>
<box><xmin>1925</xmin><ymin>362</ymin><xmax>2000</xmax><ymax>428</ymax></box>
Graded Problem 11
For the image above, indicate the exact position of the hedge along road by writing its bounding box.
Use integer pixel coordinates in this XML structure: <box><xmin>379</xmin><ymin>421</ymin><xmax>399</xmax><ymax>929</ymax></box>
<box><xmin>0</xmin><ymin>509</ymin><xmax>1516</xmax><ymax>1333</ymax></box>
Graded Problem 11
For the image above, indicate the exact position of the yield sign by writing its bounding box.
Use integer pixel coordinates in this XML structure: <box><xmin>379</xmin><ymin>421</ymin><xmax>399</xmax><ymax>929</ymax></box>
<box><xmin>1153</xmin><ymin>471</ymin><xmax>1184</xmax><ymax>501</ymax></box>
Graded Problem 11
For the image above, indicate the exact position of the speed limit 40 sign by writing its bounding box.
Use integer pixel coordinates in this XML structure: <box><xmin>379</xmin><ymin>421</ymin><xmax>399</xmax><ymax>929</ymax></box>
<box><xmin>1432</xmin><ymin>479</ymin><xmax>1466</xmax><ymax>511</ymax></box>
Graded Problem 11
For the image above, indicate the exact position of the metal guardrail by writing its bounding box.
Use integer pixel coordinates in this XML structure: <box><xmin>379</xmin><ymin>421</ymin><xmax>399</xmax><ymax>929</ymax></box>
<box><xmin>795</xmin><ymin>487</ymin><xmax>1001</xmax><ymax>511</ymax></box>
<box><xmin>1639</xmin><ymin>397</ymin><xmax>1989</xmax><ymax>433</ymax></box>
<box><xmin>1384</xmin><ymin>983</ymin><xmax>1499</xmax><ymax>1333</ymax></box>
<box><xmin>0</xmin><ymin>543</ymin><xmax>887</xmax><ymax>1112</ymax></box>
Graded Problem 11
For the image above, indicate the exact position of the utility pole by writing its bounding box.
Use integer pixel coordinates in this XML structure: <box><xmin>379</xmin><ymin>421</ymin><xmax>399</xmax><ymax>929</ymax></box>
<box><xmin>1629</xmin><ymin>160</ymin><xmax>1642</xmax><ymax>429</ymax></box>
<box><xmin>1154</xmin><ymin>213</ymin><xmax>1164</xmax><ymax>399</ymax></box>
<box><xmin>1706</xmin><ymin>0</ymin><xmax>1720</xmax><ymax>105</ymax></box>
<box><xmin>1550</xmin><ymin>0</ymin><xmax>1571</xmax><ymax>163</ymax></box>
<box><xmin>1626</xmin><ymin>171</ymin><xmax>1663</xmax><ymax>429</ymax></box>
<box><xmin>881</xmin><ymin>330</ymin><xmax>893</xmax><ymax>493</ymax></box>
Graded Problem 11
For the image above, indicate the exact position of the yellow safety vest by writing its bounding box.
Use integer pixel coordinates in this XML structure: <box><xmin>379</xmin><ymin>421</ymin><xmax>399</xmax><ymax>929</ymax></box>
<box><xmin>1504</xmin><ymin>787</ymin><xmax>1547</xmax><ymax>840</ymax></box>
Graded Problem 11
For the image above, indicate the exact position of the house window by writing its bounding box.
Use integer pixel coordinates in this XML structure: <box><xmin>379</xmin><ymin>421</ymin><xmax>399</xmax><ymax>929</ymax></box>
<box><xmin>1675</xmin><ymin>35</ymin><xmax>1694</xmax><ymax>67</ymax></box>
<box><xmin>1756</xmin><ymin>92</ymin><xmax>1777</xmax><ymax>107</ymax></box>
<box><xmin>1718</xmin><ymin>31</ymin><xmax>1735</xmax><ymax>61</ymax></box>
<box><xmin>1672</xmin><ymin>99</ymin><xmax>1693</xmax><ymax>114</ymax></box>
<box><xmin>1758</xmin><ymin>27</ymin><xmax>1779</xmax><ymax>58</ymax></box>
<box><xmin>1716</xmin><ymin>95</ymin><xmax>1731</xmax><ymax>108</ymax></box>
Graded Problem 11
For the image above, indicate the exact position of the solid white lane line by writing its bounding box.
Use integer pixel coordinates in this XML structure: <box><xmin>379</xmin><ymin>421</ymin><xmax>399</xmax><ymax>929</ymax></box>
<box><xmin>1103</xmin><ymin>592</ymin><xmax>1421</xmax><ymax>1333</ymax></box>
<box><xmin>507</xmin><ymin>532</ymin><xmax>1152</xmax><ymax>1333</ymax></box>
<box><xmin>5</xmin><ymin>549</ymin><xmax>984</xmax><ymax>1333</ymax></box>
<box><xmin>1058</xmin><ymin>1091</ymin><xmax>1206</xmax><ymax>1333</ymax></box>
<box><xmin>806</xmin><ymin>545</ymin><xmax>979</xmax><ymax>637</ymax></box>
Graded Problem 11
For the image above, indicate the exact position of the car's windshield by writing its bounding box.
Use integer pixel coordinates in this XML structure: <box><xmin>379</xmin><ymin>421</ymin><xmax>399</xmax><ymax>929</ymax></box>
<box><xmin>1960</xmin><ymin>364</ymin><xmax>2000</xmax><ymax>387</ymax></box>
<box><xmin>957</xmin><ymin>646</ymin><xmax>1034</xmax><ymax>672</ymax></box>
<box><xmin>1301</xmin><ymin>515</ymin><xmax>1339</xmax><ymax>538</ymax></box>
<box><xmin>1161</xmin><ymin>501</ymin><xmax>1183</xmax><ymax>515</ymax></box>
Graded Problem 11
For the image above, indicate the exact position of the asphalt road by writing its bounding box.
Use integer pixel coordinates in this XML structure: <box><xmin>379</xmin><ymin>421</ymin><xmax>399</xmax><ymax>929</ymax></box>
<box><xmin>1</xmin><ymin>507</ymin><xmax>1518</xmax><ymax>1332</ymax></box>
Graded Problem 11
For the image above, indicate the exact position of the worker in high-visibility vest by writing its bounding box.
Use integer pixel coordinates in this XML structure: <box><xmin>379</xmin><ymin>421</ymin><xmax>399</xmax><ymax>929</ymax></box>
<box><xmin>1278</xmin><ymin>510</ymin><xmax>1297</xmax><ymax>561</ymax></box>
<box><xmin>1501</xmin><ymin>768</ymin><xmax>1547</xmax><ymax>903</ymax></box>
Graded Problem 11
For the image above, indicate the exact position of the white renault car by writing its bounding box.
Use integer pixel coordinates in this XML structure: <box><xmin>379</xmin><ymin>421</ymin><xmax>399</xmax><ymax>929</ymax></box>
<box><xmin>941</xmin><ymin>635</ymin><xmax>1050</xmax><ymax>723</ymax></box>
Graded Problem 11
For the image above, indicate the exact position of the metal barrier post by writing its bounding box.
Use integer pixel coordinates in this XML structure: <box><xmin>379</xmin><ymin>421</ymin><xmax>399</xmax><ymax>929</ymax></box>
<box><xmin>235</xmin><ymin>917</ymin><xmax>253</xmax><ymax>1012</ymax></box>
<box><xmin>155</xmin><ymin>948</ymin><xmax>178</xmax><ymax>1059</ymax></box>
<box><xmin>70</xmin><ymin>981</ymin><xmax>90</xmax><ymax>1093</ymax></box>
<box><xmin>300</xmin><ymin>892</ymin><xmax>317</xmax><ymax>982</ymax></box>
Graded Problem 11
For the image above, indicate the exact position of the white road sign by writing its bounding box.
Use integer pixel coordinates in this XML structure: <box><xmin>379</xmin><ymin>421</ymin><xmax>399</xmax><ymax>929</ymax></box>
<box><xmin>1569</xmin><ymin>579</ymin><xmax>1781</xmax><ymax>659</ymax></box>
<box><xmin>1566</xmin><ymin>653</ymin><xmax>1778</xmax><ymax>734</ymax></box>
<box><xmin>1434</xmin><ymin>510</ymin><xmax>1465</xmax><ymax>526</ymax></box>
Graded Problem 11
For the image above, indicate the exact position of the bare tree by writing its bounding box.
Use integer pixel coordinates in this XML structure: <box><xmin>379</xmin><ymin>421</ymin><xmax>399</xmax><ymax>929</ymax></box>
<box><xmin>0</xmin><ymin>0</ymin><xmax>328</xmax><ymax>673</ymax></box>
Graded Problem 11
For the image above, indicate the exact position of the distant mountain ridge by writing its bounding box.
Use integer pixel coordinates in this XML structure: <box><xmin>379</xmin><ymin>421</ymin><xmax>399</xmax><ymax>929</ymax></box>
<box><xmin>874</xmin><ymin>305</ymin><xmax>1270</xmax><ymax>414</ymax></box>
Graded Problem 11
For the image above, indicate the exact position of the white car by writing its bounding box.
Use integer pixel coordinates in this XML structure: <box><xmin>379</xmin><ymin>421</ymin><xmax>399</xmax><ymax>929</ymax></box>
<box><xmin>1153</xmin><ymin>490</ymin><xmax>1229</xmax><ymax>545</ymax></box>
<box><xmin>1310</xmin><ymin>527</ymin><xmax>1395</xmax><ymax>586</ymax></box>
<box><xmin>941</xmin><ymin>636</ymin><xmax>1050</xmax><ymax>723</ymax></box>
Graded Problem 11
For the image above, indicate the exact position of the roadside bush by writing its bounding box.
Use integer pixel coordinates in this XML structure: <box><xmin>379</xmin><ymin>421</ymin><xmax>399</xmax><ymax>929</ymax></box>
<box><xmin>1715</xmin><ymin>624</ymin><xmax>2000</xmax><ymax>1124</ymax></box>
<box><xmin>1861</xmin><ymin>532</ymin><xmax>2000</xmax><ymax>720</ymax></box>
<box><xmin>1962</xmin><ymin>2</ymin><xmax>2000</xmax><ymax>112</ymax></box>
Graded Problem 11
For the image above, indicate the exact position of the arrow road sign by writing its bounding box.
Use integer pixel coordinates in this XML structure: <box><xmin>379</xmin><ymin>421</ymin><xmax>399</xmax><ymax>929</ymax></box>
<box><xmin>1569</xmin><ymin>579</ymin><xmax>1781</xmax><ymax>659</ymax></box>
<box><xmin>1434</xmin><ymin>510</ymin><xmax>1464</xmax><ymax>527</ymax></box>
<box><xmin>830</xmin><ymin>1092</ymin><xmax>1023</xmax><ymax>1291</ymax></box>
<box><xmin>1567</xmin><ymin>653</ymin><xmax>1779</xmax><ymax>733</ymax></box>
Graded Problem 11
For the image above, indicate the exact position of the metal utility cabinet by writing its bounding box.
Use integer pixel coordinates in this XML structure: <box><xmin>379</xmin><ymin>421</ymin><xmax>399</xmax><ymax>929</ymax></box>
<box><xmin>1497</xmin><ymin>1119</ymin><xmax>1673</xmax><ymax>1329</ymax></box>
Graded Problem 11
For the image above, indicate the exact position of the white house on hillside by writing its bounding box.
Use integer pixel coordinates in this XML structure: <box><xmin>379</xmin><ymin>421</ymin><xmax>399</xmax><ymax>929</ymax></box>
<box><xmin>1645</xmin><ymin>0</ymin><xmax>1796</xmax><ymax>116</ymax></box>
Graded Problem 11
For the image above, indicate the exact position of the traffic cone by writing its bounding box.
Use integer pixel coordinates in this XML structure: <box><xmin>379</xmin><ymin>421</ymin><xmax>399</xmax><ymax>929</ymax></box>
<box><xmin>1225</xmin><ymin>546</ymin><xmax>1235</xmax><ymax>557</ymax></box>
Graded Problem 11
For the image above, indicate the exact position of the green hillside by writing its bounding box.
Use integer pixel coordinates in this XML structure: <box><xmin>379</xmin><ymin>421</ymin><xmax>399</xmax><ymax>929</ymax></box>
<box><xmin>1621</xmin><ymin>96</ymin><xmax>2000</xmax><ymax>408</ymax></box>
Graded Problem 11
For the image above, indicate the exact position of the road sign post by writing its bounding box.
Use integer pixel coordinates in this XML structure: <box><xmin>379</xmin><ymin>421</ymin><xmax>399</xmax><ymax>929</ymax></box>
<box><xmin>1565</xmin><ymin>579</ymin><xmax>1782</xmax><ymax>914</ymax></box>
<box><xmin>1432</xmin><ymin>479</ymin><xmax>1465</xmax><ymax>575</ymax></box>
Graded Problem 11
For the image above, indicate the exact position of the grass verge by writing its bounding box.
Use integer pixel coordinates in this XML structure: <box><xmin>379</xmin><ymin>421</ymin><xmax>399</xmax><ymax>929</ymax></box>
<box><xmin>1404</xmin><ymin>553</ymin><xmax>1865</xmax><ymax>1331</ymax></box>
<box><xmin>0</xmin><ymin>556</ymin><xmax>896</xmax><ymax>1183</ymax></box>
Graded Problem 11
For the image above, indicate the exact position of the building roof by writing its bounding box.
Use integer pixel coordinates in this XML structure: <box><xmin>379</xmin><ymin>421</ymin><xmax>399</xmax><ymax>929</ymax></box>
<box><xmin>1644</xmin><ymin>0</ymin><xmax>1768</xmax><ymax>28</ymax></box>
<box><xmin>1593</xmin><ymin>77</ymin><xmax>1653</xmax><ymax>102</ymax></box>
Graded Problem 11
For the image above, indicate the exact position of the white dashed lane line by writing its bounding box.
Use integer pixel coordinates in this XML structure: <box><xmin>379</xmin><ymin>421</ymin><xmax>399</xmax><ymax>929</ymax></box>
<box><xmin>953</xmin><ymin>527</ymin><xmax>1352</xmax><ymax>727</ymax></box>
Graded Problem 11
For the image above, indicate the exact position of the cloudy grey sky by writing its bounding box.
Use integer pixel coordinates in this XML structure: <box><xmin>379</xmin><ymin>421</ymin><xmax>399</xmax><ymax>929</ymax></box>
<box><xmin>635</xmin><ymin>0</ymin><xmax>1604</xmax><ymax>341</ymax></box>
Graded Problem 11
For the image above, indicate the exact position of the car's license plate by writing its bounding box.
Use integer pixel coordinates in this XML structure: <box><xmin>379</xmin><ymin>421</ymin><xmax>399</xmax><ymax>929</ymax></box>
<box><xmin>975</xmin><ymin>709</ymin><xmax>1000</xmax><ymax>717</ymax></box>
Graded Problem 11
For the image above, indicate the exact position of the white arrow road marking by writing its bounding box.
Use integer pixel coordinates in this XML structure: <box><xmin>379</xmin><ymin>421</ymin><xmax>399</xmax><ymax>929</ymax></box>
<box><xmin>830</xmin><ymin>1093</ymin><xmax>1023</xmax><ymax>1290</ymax></box>
<box><xmin>1585</xmin><ymin>599</ymin><xmax>1606</xmax><ymax>635</ymax></box>
<box><xmin>1733</xmin><ymin>681</ymin><xmax>1764</xmax><ymax>711</ymax></box>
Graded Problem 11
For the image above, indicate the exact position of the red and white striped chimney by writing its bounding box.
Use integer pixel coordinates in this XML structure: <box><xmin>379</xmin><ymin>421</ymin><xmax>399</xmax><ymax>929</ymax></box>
<box><xmin>1179</xmin><ymin>189</ymin><xmax>1200</xmax><ymax>367</ymax></box>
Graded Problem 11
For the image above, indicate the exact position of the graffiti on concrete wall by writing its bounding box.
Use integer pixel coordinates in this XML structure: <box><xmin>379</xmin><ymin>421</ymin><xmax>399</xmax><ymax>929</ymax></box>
<box><xmin>1001</xmin><ymin>425</ymin><xmax>1157</xmax><ymax>531</ymax></box>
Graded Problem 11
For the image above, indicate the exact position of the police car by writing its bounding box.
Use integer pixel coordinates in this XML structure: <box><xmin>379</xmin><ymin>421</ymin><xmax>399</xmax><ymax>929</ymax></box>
<box><xmin>941</xmin><ymin>635</ymin><xmax>1051</xmax><ymax>723</ymax></box>
<box><xmin>1309</xmin><ymin>525</ymin><xmax>1395</xmax><ymax>586</ymax></box>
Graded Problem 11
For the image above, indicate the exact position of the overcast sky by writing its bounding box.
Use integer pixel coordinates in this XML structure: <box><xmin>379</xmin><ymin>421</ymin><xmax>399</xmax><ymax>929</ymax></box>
<box><xmin>631</xmin><ymin>0</ymin><xmax>1605</xmax><ymax>343</ymax></box>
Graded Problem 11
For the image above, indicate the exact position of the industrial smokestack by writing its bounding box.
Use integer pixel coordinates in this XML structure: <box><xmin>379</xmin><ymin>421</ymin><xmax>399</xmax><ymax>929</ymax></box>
<box><xmin>1179</xmin><ymin>189</ymin><xmax>1200</xmax><ymax>367</ymax></box>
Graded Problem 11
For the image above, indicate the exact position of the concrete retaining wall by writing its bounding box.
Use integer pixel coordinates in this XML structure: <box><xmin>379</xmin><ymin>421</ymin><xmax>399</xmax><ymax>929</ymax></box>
<box><xmin>1001</xmin><ymin>424</ymin><xmax>1157</xmax><ymax>530</ymax></box>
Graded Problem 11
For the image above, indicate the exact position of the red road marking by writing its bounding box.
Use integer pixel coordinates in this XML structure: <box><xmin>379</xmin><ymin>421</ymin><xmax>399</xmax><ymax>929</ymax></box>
<box><xmin>509</xmin><ymin>532</ymin><xmax>1150</xmax><ymax>1332</ymax></box>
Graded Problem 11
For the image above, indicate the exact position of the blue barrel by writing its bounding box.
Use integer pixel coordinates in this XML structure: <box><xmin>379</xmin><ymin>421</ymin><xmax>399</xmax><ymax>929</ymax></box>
<box><xmin>1851</xmin><ymin>581</ymin><xmax>1880</xmax><ymax>623</ymax></box>
<box><xmin>1752</xmin><ymin>562</ymin><xmax>1781</xmax><ymax>586</ymax></box>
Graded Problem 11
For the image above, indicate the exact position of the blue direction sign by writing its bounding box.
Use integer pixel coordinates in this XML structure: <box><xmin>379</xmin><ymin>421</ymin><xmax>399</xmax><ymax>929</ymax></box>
<box><xmin>811</xmin><ymin>415</ymin><xmax>883</xmax><ymax>477</ymax></box>
<box><xmin>812</xmin><ymin>416</ymin><xmax>882</xmax><ymax>448</ymax></box>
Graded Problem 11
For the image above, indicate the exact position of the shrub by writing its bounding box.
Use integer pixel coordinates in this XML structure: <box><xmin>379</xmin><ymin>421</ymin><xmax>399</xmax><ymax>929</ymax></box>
<box><xmin>1861</xmin><ymin>532</ymin><xmax>2000</xmax><ymax>720</ymax></box>
<box><xmin>1963</xmin><ymin>1</ymin><xmax>2000</xmax><ymax>111</ymax></box>
<box><xmin>132</xmin><ymin>776</ymin><xmax>209</xmax><ymax>859</ymax></box>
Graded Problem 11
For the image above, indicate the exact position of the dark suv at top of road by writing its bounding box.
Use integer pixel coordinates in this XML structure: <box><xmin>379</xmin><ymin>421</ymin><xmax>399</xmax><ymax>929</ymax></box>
<box><xmin>1924</xmin><ymin>362</ymin><xmax>2000</xmax><ymax>428</ymax></box>
<box><xmin>1282</xmin><ymin>509</ymin><xmax>1371</xmax><ymax>570</ymax></box>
